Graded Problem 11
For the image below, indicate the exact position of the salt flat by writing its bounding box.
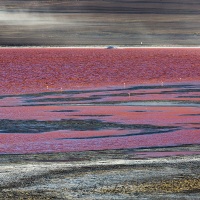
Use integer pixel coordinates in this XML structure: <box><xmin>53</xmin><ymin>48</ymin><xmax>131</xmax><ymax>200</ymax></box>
<box><xmin>0</xmin><ymin>149</ymin><xmax>200</xmax><ymax>199</ymax></box>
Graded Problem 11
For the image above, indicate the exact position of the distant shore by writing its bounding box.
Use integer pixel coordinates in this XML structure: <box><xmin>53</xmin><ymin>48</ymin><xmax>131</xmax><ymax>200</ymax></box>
<box><xmin>0</xmin><ymin>45</ymin><xmax>200</xmax><ymax>48</ymax></box>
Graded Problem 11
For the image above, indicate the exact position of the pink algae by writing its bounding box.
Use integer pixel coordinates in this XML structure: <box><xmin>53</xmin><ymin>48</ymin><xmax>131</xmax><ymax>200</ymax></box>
<box><xmin>1</xmin><ymin>129</ymin><xmax>200</xmax><ymax>154</ymax></box>
<box><xmin>1</xmin><ymin>105</ymin><xmax>199</xmax><ymax>127</ymax></box>
<box><xmin>0</xmin><ymin>48</ymin><xmax>200</xmax><ymax>154</ymax></box>
<box><xmin>0</xmin><ymin>48</ymin><xmax>200</xmax><ymax>95</ymax></box>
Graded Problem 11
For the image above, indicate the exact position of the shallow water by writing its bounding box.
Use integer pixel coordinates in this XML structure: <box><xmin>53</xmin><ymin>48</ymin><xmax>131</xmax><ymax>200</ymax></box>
<box><xmin>0</xmin><ymin>48</ymin><xmax>200</xmax><ymax>155</ymax></box>
<box><xmin>0</xmin><ymin>81</ymin><xmax>199</xmax><ymax>155</ymax></box>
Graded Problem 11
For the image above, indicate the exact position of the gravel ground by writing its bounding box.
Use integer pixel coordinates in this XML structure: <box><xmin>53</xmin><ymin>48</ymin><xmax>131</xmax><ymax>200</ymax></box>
<box><xmin>0</xmin><ymin>147</ymin><xmax>200</xmax><ymax>199</ymax></box>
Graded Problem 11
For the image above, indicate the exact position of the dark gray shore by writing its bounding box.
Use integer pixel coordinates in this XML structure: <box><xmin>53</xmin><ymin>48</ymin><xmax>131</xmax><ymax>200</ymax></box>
<box><xmin>1</xmin><ymin>145</ymin><xmax>200</xmax><ymax>200</ymax></box>
<box><xmin>0</xmin><ymin>0</ymin><xmax>200</xmax><ymax>46</ymax></box>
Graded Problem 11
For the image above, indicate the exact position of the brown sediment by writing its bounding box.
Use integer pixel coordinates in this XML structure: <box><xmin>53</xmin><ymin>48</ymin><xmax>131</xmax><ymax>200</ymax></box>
<box><xmin>98</xmin><ymin>177</ymin><xmax>200</xmax><ymax>194</ymax></box>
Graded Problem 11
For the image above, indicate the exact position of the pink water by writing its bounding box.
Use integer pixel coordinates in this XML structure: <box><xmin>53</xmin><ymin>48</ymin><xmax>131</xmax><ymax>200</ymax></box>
<box><xmin>0</xmin><ymin>48</ymin><xmax>200</xmax><ymax>156</ymax></box>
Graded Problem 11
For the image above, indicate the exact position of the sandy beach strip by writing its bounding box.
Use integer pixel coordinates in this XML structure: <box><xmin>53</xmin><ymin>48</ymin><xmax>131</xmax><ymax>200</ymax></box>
<box><xmin>1</xmin><ymin>147</ymin><xmax>200</xmax><ymax>199</ymax></box>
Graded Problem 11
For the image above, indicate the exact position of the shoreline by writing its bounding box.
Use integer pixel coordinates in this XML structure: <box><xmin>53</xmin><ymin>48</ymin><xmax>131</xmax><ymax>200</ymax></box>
<box><xmin>1</xmin><ymin>147</ymin><xmax>200</xmax><ymax>199</ymax></box>
<box><xmin>0</xmin><ymin>45</ymin><xmax>200</xmax><ymax>49</ymax></box>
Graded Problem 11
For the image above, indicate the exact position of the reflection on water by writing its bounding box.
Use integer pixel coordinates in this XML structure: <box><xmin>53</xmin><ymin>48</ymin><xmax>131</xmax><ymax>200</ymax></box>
<box><xmin>0</xmin><ymin>82</ymin><xmax>200</xmax><ymax>155</ymax></box>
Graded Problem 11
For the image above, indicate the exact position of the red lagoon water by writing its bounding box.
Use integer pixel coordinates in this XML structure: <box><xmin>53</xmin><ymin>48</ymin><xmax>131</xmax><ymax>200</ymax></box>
<box><xmin>0</xmin><ymin>48</ymin><xmax>200</xmax><ymax>155</ymax></box>
<box><xmin>1</xmin><ymin>129</ymin><xmax>200</xmax><ymax>154</ymax></box>
<box><xmin>0</xmin><ymin>82</ymin><xmax>200</xmax><ymax>155</ymax></box>
<box><xmin>0</xmin><ymin>48</ymin><xmax>200</xmax><ymax>95</ymax></box>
